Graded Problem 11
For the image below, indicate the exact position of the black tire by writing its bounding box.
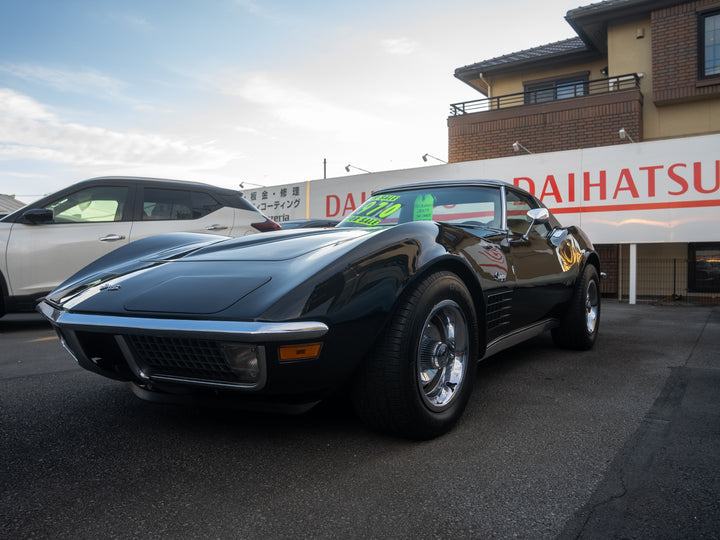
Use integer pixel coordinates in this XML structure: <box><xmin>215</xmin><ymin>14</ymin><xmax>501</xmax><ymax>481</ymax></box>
<box><xmin>552</xmin><ymin>264</ymin><xmax>600</xmax><ymax>350</ymax></box>
<box><xmin>351</xmin><ymin>271</ymin><xmax>479</xmax><ymax>440</ymax></box>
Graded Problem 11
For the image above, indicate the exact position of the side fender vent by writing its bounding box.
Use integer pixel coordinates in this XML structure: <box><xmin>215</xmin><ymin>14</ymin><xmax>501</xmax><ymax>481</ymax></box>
<box><xmin>486</xmin><ymin>288</ymin><xmax>512</xmax><ymax>330</ymax></box>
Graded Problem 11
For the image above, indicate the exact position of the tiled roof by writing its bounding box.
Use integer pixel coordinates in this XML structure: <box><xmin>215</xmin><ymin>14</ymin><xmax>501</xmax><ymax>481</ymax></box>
<box><xmin>567</xmin><ymin>0</ymin><xmax>643</xmax><ymax>19</ymax></box>
<box><xmin>456</xmin><ymin>0</ymin><xmax>681</xmax><ymax>79</ymax></box>
<box><xmin>0</xmin><ymin>194</ymin><xmax>25</xmax><ymax>215</ymax></box>
<box><xmin>455</xmin><ymin>37</ymin><xmax>588</xmax><ymax>75</ymax></box>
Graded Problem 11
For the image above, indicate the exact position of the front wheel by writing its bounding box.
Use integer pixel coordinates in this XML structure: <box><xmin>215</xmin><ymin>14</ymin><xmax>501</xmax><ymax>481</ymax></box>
<box><xmin>352</xmin><ymin>272</ymin><xmax>479</xmax><ymax>440</ymax></box>
<box><xmin>552</xmin><ymin>264</ymin><xmax>600</xmax><ymax>350</ymax></box>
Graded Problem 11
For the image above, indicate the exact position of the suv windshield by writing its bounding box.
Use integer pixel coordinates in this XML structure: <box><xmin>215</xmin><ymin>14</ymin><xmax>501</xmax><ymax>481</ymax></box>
<box><xmin>339</xmin><ymin>186</ymin><xmax>502</xmax><ymax>229</ymax></box>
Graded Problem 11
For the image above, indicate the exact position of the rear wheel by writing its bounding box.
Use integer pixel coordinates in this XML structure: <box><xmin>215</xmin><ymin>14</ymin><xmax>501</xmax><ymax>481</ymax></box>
<box><xmin>352</xmin><ymin>271</ymin><xmax>478</xmax><ymax>440</ymax></box>
<box><xmin>552</xmin><ymin>264</ymin><xmax>600</xmax><ymax>350</ymax></box>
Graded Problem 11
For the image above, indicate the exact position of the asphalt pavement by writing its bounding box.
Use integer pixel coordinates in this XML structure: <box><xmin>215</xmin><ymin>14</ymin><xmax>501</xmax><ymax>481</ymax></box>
<box><xmin>1</xmin><ymin>302</ymin><xmax>719</xmax><ymax>539</ymax></box>
<box><xmin>560</xmin><ymin>302</ymin><xmax>720</xmax><ymax>539</ymax></box>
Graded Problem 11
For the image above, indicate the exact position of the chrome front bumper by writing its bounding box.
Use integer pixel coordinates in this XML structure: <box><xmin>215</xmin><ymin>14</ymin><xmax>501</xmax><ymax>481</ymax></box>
<box><xmin>37</xmin><ymin>300</ymin><xmax>329</xmax><ymax>391</ymax></box>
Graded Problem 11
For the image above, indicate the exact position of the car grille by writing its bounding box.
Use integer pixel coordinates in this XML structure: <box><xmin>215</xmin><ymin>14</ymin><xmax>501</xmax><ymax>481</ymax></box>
<box><xmin>124</xmin><ymin>334</ymin><xmax>238</xmax><ymax>382</ymax></box>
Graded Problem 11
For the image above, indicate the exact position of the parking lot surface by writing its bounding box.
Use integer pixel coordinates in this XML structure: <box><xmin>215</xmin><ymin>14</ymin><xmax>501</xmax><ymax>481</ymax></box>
<box><xmin>1</xmin><ymin>302</ymin><xmax>719</xmax><ymax>538</ymax></box>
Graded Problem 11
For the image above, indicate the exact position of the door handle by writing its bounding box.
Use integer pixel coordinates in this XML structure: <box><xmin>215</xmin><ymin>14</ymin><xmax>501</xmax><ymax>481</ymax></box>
<box><xmin>206</xmin><ymin>224</ymin><xmax>228</xmax><ymax>231</ymax></box>
<box><xmin>99</xmin><ymin>234</ymin><xmax>126</xmax><ymax>242</ymax></box>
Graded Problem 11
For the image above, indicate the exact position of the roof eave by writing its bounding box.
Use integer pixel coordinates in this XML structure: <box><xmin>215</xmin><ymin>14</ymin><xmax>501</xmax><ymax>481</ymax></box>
<box><xmin>454</xmin><ymin>47</ymin><xmax>599</xmax><ymax>88</ymax></box>
<box><xmin>565</xmin><ymin>0</ymin><xmax>685</xmax><ymax>52</ymax></box>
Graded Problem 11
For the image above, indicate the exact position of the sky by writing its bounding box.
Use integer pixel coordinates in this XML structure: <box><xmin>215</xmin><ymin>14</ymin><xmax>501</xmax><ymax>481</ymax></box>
<box><xmin>0</xmin><ymin>0</ymin><xmax>586</xmax><ymax>202</ymax></box>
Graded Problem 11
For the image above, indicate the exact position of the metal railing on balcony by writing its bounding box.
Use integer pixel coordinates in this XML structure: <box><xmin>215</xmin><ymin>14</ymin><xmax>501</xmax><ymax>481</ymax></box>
<box><xmin>449</xmin><ymin>73</ymin><xmax>641</xmax><ymax>116</ymax></box>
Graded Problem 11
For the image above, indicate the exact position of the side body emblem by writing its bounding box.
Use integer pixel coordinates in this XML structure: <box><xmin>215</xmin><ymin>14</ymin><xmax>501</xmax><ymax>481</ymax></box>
<box><xmin>99</xmin><ymin>284</ymin><xmax>122</xmax><ymax>291</ymax></box>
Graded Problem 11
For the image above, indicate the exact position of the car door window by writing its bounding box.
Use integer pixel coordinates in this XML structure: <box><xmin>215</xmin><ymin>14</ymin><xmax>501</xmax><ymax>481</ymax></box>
<box><xmin>430</xmin><ymin>188</ymin><xmax>502</xmax><ymax>229</ymax></box>
<box><xmin>505</xmin><ymin>189</ymin><xmax>551</xmax><ymax>237</ymax></box>
<box><xmin>46</xmin><ymin>186</ymin><xmax>129</xmax><ymax>223</ymax></box>
<box><xmin>143</xmin><ymin>188</ymin><xmax>221</xmax><ymax>220</ymax></box>
<box><xmin>191</xmin><ymin>191</ymin><xmax>223</xmax><ymax>218</ymax></box>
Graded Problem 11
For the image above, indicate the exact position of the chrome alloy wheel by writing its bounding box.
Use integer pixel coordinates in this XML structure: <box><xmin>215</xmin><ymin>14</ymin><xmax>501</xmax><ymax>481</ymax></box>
<box><xmin>417</xmin><ymin>300</ymin><xmax>469</xmax><ymax>411</ymax></box>
<box><xmin>585</xmin><ymin>279</ymin><xmax>599</xmax><ymax>334</ymax></box>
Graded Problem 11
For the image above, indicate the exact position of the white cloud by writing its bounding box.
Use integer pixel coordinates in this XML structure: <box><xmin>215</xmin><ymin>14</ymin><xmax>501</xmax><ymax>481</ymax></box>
<box><xmin>3</xmin><ymin>171</ymin><xmax>50</xmax><ymax>179</ymax></box>
<box><xmin>0</xmin><ymin>88</ymin><xmax>240</xmax><ymax>171</ymax></box>
<box><xmin>234</xmin><ymin>125</ymin><xmax>261</xmax><ymax>134</ymax></box>
<box><xmin>381</xmin><ymin>37</ymin><xmax>420</xmax><ymax>56</ymax></box>
<box><xmin>1</xmin><ymin>63</ymin><xmax>125</xmax><ymax>97</ymax></box>
<box><xmin>234</xmin><ymin>0</ymin><xmax>263</xmax><ymax>15</ymax></box>
<box><xmin>0</xmin><ymin>88</ymin><xmax>56</xmax><ymax>121</ymax></box>
<box><xmin>219</xmin><ymin>72</ymin><xmax>392</xmax><ymax>136</ymax></box>
<box><xmin>107</xmin><ymin>12</ymin><xmax>153</xmax><ymax>31</ymax></box>
<box><xmin>0</xmin><ymin>62</ymin><xmax>158</xmax><ymax>111</ymax></box>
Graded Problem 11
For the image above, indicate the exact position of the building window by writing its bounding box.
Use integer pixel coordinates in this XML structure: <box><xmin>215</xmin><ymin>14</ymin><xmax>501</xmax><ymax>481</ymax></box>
<box><xmin>688</xmin><ymin>243</ymin><xmax>720</xmax><ymax>292</ymax></box>
<box><xmin>524</xmin><ymin>77</ymin><xmax>588</xmax><ymax>104</ymax></box>
<box><xmin>701</xmin><ymin>11</ymin><xmax>720</xmax><ymax>78</ymax></box>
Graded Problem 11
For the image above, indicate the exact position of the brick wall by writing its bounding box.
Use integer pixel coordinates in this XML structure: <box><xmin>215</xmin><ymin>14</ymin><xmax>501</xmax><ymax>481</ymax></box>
<box><xmin>448</xmin><ymin>89</ymin><xmax>643</xmax><ymax>162</ymax></box>
<box><xmin>652</xmin><ymin>0</ymin><xmax>720</xmax><ymax>104</ymax></box>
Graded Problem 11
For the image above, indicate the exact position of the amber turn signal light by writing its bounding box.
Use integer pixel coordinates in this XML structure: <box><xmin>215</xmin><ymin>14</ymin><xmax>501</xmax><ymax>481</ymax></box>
<box><xmin>278</xmin><ymin>343</ymin><xmax>323</xmax><ymax>361</ymax></box>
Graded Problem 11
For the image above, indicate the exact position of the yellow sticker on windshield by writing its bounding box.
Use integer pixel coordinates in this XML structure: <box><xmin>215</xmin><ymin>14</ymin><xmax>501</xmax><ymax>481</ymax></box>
<box><xmin>344</xmin><ymin>216</ymin><xmax>381</xmax><ymax>226</ymax></box>
<box><xmin>344</xmin><ymin>195</ymin><xmax>402</xmax><ymax>226</ymax></box>
<box><xmin>413</xmin><ymin>194</ymin><xmax>434</xmax><ymax>221</ymax></box>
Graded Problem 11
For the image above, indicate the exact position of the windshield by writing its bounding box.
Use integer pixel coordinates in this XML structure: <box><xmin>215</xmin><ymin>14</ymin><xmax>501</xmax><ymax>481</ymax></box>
<box><xmin>339</xmin><ymin>186</ymin><xmax>502</xmax><ymax>229</ymax></box>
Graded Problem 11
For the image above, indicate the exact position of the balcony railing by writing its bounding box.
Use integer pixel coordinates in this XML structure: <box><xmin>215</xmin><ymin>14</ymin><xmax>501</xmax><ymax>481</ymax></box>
<box><xmin>450</xmin><ymin>73</ymin><xmax>641</xmax><ymax>116</ymax></box>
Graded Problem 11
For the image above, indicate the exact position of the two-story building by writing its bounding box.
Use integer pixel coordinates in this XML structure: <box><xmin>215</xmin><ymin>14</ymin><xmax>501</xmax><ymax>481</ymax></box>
<box><xmin>448</xmin><ymin>0</ymin><xmax>720</xmax><ymax>301</ymax></box>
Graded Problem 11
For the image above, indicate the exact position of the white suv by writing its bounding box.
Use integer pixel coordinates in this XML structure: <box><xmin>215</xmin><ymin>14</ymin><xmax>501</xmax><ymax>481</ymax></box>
<box><xmin>0</xmin><ymin>176</ymin><xmax>280</xmax><ymax>316</ymax></box>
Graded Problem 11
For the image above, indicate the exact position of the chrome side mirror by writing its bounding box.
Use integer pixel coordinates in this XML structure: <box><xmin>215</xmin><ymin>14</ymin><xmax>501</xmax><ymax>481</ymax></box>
<box><xmin>522</xmin><ymin>207</ymin><xmax>549</xmax><ymax>240</ymax></box>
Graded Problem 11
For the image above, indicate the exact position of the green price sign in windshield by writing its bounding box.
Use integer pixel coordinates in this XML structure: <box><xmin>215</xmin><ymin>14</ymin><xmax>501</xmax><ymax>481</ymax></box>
<box><xmin>413</xmin><ymin>194</ymin><xmax>434</xmax><ymax>221</ymax></box>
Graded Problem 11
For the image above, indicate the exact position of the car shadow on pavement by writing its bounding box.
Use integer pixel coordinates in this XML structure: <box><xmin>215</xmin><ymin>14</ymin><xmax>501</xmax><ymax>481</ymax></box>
<box><xmin>0</xmin><ymin>313</ymin><xmax>51</xmax><ymax>332</ymax></box>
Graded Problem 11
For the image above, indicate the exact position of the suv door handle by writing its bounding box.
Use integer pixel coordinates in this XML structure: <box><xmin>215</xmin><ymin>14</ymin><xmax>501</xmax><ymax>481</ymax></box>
<box><xmin>99</xmin><ymin>234</ymin><xmax>126</xmax><ymax>242</ymax></box>
<box><xmin>206</xmin><ymin>224</ymin><xmax>228</xmax><ymax>231</ymax></box>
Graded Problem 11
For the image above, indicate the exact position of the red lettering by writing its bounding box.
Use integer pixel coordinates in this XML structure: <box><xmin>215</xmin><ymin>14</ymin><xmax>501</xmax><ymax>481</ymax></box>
<box><xmin>613</xmin><ymin>169</ymin><xmax>640</xmax><ymax>199</ymax></box>
<box><xmin>668</xmin><ymin>163</ymin><xmax>688</xmax><ymax>195</ymax></box>
<box><xmin>583</xmin><ymin>171</ymin><xmax>607</xmax><ymax>202</ymax></box>
<box><xmin>639</xmin><ymin>165</ymin><xmax>663</xmax><ymax>197</ymax></box>
<box><xmin>514</xmin><ymin>177</ymin><xmax>535</xmax><ymax>196</ymax></box>
<box><xmin>342</xmin><ymin>193</ymin><xmax>357</xmax><ymax>215</ymax></box>
<box><xmin>326</xmin><ymin>195</ymin><xmax>340</xmax><ymax>217</ymax></box>
<box><xmin>540</xmin><ymin>175</ymin><xmax>562</xmax><ymax>203</ymax></box>
<box><xmin>693</xmin><ymin>161</ymin><xmax>720</xmax><ymax>194</ymax></box>
<box><xmin>568</xmin><ymin>173</ymin><xmax>576</xmax><ymax>203</ymax></box>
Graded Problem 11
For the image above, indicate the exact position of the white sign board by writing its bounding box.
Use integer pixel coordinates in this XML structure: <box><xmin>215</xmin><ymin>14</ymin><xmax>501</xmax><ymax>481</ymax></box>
<box><xmin>246</xmin><ymin>134</ymin><xmax>720</xmax><ymax>243</ymax></box>
<box><xmin>243</xmin><ymin>182</ymin><xmax>307</xmax><ymax>223</ymax></box>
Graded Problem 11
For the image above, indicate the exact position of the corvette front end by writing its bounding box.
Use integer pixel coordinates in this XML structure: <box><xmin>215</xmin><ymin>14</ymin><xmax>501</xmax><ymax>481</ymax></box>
<box><xmin>38</xmin><ymin>300</ymin><xmax>329</xmax><ymax>392</ymax></box>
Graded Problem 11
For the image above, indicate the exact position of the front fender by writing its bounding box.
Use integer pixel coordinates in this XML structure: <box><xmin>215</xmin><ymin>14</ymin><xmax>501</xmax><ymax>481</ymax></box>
<box><xmin>567</xmin><ymin>225</ymin><xmax>599</xmax><ymax>273</ymax></box>
<box><xmin>259</xmin><ymin>222</ymin><xmax>485</xmax><ymax>328</ymax></box>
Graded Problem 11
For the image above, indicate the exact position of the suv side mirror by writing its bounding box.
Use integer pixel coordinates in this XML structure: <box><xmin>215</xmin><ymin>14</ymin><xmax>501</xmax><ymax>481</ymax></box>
<box><xmin>21</xmin><ymin>208</ymin><xmax>54</xmax><ymax>225</ymax></box>
<box><xmin>522</xmin><ymin>207</ymin><xmax>549</xmax><ymax>240</ymax></box>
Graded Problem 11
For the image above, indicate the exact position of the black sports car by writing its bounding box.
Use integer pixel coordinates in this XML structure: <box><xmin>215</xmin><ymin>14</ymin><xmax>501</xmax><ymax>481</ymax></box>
<box><xmin>38</xmin><ymin>180</ymin><xmax>600</xmax><ymax>439</ymax></box>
